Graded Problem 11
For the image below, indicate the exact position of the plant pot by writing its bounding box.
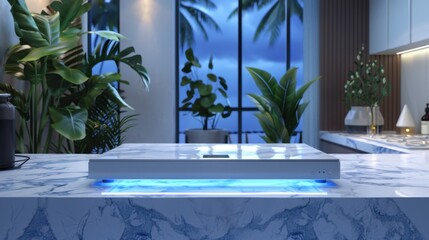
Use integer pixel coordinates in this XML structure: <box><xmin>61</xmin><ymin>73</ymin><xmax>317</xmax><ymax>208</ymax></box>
<box><xmin>344</xmin><ymin>106</ymin><xmax>384</xmax><ymax>133</ymax></box>
<box><xmin>185</xmin><ymin>129</ymin><xmax>229</xmax><ymax>143</ymax></box>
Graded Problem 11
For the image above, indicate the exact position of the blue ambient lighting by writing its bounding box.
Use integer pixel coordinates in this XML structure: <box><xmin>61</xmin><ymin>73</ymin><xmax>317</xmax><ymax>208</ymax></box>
<box><xmin>95</xmin><ymin>179</ymin><xmax>336</xmax><ymax>196</ymax></box>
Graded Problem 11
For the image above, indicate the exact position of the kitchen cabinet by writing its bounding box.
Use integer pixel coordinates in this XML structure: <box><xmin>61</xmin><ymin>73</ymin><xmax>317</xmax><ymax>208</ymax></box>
<box><xmin>388</xmin><ymin>0</ymin><xmax>410</xmax><ymax>49</ymax></box>
<box><xmin>411</xmin><ymin>0</ymin><xmax>429</xmax><ymax>43</ymax></box>
<box><xmin>368</xmin><ymin>0</ymin><xmax>429</xmax><ymax>54</ymax></box>
<box><xmin>369</xmin><ymin>0</ymin><xmax>388</xmax><ymax>54</ymax></box>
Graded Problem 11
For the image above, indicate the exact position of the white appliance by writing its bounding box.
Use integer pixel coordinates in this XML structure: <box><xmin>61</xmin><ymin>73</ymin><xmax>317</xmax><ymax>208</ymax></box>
<box><xmin>88</xmin><ymin>144</ymin><xmax>340</xmax><ymax>180</ymax></box>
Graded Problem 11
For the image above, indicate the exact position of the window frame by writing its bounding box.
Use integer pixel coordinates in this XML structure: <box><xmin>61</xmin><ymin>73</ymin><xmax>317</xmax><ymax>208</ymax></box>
<box><xmin>175</xmin><ymin>0</ymin><xmax>295</xmax><ymax>143</ymax></box>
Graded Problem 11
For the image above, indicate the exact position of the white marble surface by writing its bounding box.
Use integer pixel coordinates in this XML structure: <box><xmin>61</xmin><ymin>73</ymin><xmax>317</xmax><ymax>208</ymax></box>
<box><xmin>0</xmin><ymin>198</ymin><xmax>426</xmax><ymax>239</ymax></box>
<box><xmin>96</xmin><ymin>143</ymin><xmax>338</xmax><ymax>160</ymax></box>
<box><xmin>1</xmin><ymin>144</ymin><xmax>429</xmax><ymax>239</ymax></box>
<box><xmin>320</xmin><ymin>131</ymin><xmax>429</xmax><ymax>153</ymax></box>
<box><xmin>0</xmin><ymin>144</ymin><xmax>429</xmax><ymax>198</ymax></box>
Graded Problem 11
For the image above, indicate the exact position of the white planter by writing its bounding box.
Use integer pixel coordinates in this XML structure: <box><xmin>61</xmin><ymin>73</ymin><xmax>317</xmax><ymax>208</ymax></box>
<box><xmin>345</xmin><ymin>106</ymin><xmax>384</xmax><ymax>133</ymax></box>
<box><xmin>185</xmin><ymin>129</ymin><xmax>229</xmax><ymax>143</ymax></box>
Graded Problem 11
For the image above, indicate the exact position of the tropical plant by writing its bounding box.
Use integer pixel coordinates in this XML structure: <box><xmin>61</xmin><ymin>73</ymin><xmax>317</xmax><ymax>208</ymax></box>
<box><xmin>74</xmin><ymin>94</ymin><xmax>137</xmax><ymax>154</ymax></box>
<box><xmin>180</xmin><ymin>48</ymin><xmax>232</xmax><ymax>130</ymax></box>
<box><xmin>1</xmin><ymin>0</ymin><xmax>149</xmax><ymax>153</ymax></box>
<box><xmin>247</xmin><ymin>67</ymin><xmax>319</xmax><ymax>143</ymax></box>
<box><xmin>229</xmin><ymin>0</ymin><xmax>303</xmax><ymax>45</ymax></box>
<box><xmin>179</xmin><ymin>0</ymin><xmax>221</xmax><ymax>50</ymax></box>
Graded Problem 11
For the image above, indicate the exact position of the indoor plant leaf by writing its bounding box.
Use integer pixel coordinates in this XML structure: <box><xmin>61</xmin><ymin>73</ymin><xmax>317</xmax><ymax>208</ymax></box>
<box><xmin>78</xmin><ymin>73</ymin><xmax>121</xmax><ymax>108</ymax></box>
<box><xmin>103</xmin><ymin>84</ymin><xmax>134</xmax><ymax>110</ymax></box>
<box><xmin>49</xmin><ymin>106</ymin><xmax>88</xmax><ymax>140</ymax></box>
<box><xmin>7</xmin><ymin>0</ymin><xmax>49</xmax><ymax>47</ymax></box>
<box><xmin>246</xmin><ymin>67</ymin><xmax>278</xmax><ymax>101</ymax></box>
<box><xmin>32</xmin><ymin>12</ymin><xmax>60</xmax><ymax>45</ymax></box>
<box><xmin>247</xmin><ymin>67</ymin><xmax>318</xmax><ymax>143</ymax></box>
<box><xmin>20</xmin><ymin>39</ymin><xmax>78</xmax><ymax>62</ymax></box>
<box><xmin>49</xmin><ymin>0</ymin><xmax>91</xmax><ymax>31</ymax></box>
<box><xmin>49</xmin><ymin>61</ymin><xmax>89</xmax><ymax>84</ymax></box>
<box><xmin>87</xmin><ymin>30</ymin><xmax>126</xmax><ymax>41</ymax></box>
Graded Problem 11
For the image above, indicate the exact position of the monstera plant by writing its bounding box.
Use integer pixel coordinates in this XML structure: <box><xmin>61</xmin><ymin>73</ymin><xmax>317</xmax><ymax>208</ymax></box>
<box><xmin>247</xmin><ymin>67</ymin><xmax>319</xmax><ymax>143</ymax></box>
<box><xmin>1</xmin><ymin>0</ymin><xmax>149</xmax><ymax>153</ymax></box>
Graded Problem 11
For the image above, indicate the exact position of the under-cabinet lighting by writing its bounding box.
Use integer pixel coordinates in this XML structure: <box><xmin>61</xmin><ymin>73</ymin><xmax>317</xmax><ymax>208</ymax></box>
<box><xmin>396</xmin><ymin>45</ymin><xmax>429</xmax><ymax>55</ymax></box>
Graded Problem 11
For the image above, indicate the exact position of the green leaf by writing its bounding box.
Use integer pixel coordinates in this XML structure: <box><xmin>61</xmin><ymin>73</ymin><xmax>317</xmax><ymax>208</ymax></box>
<box><xmin>20</xmin><ymin>39</ymin><xmax>77</xmax><ymax>62</ymax></box>
<box><xmin>78</xmin><ymin>73</ymin><xmax>121</xmax><ymax>108</ymax></box>
<box><xmin>277</xmin><ymin>67</ymin><xmax>298</xmax><ymax>110</ymax></box>
<box><xmin>181</xmin><ymin>102</ymin><xmax>192</xmax><ymax>109</ymax></box>
<box><xmin>222</xmin><ymin>105</ymin><xmax>232</xmax><ymax>118</ymax></box>
<box><xmin>181</xmin><ymin>62</ymin><xmax>193</xmax><ymax>73</ymax></box>
<box><xmin>208</xmin><ymin>55</ymin><xmax>213</xmax><ymax>70</ymax></box>
<box><xmin>46</xmin><ymin>74</ymin><xmax>71</xmax><ymax>96</ymax></box>
<box><xmin>32</xmin><ymin>12</ymin><xmax>60</xmax><ymax>45</ymax></box>
<box><xmin>49</xmin><ymin>61</ymin><xmax>88</xmax><ymax>84</ymax></box>
<box><xmin>208</xmin><ymin>103</ymin><xmax>223</xmax><ymax>113</ymax></box>
<box><xmin>200</xmin><ymin>93</ymin><xmax>216</xmax><ymax>108</ymax></box>
<box><xmin>104</xmin><ymin>84</ymin><xmax>134</xmax><ymax>110</ymax></box>
<box><xmin>4</xmin><ymin>44</ymin><xmax>31</xmax><ymax>79</ymax></box>
<box><xmin>185</xmin><ymin>48</ymin><xmax>195</xmax><ymax>61</ymax></box>
<box><xmin>7</xmin><ymin>0</ymin><xmax>50</xmax><ymax>47</ymax></box>
<box><xmin>88</xmin><ymin>39</ymin><xmax>150</xmax><ymax>89</ymax></box>
<box><xmin>87</xmin><ymin>31</ymin><xmax>126</xmax><ymax>41</ymax></box>
<box><xmin>219</xmin><ymin>77</ymin><xmax>227</xmax><ymax>90</ymax></box>
<box><xmin>297</xmin><ymin>101</ymin><xmax>309</xmax><ymax>120</ymax></box>
<box><xmin>218</xmin><ymin>88</ymin><xmax>227</xmax><ymax>98</ymax></box>
<box><xmin>198</xmin><ymin>84</ymin><xmax>213</xmax><ymax>96</ymax></box>
<box><xmin>181</xmin><ymin>76</ymin><xmax>191</xmax><ymax>86</ymax></box>
<box><xmin>50</xmin><ymin>0</ymin><xmax>90</xmax><ymax>32</ymax></box>
<box><xmin>246</xmin><ymin>67</ymin><xmax>278</xmax><ymax>101</ymax></box>
<box><xmin>49</xmin><ymin>106</ymin><xmax>88</xmax><ymax>140</ymax></box>
<box><xmin>207</xmin><ymin>73</ymin><xmax>217</xmax><ymax>82</ymax></box>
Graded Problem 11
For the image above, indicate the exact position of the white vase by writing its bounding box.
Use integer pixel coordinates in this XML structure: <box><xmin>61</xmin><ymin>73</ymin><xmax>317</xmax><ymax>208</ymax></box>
<box><xmin>344</xmin><ymin>106</ymin><xmax>384</xmax><ymax>133</ymax></box>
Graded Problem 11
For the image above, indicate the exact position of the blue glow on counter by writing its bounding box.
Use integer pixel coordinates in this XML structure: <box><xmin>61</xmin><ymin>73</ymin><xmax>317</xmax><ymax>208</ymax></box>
<box><xmin>95</xmin><ymin>179</ymin><xmax>336</xmax><ymax>197</ymax></box>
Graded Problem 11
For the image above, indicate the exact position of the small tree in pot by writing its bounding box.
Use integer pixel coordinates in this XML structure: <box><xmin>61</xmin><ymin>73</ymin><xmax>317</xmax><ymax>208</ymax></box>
<box><xmin>180</xmin><ymin>48</ymin><xmax>232</xmax><ymax>143</ymax></box>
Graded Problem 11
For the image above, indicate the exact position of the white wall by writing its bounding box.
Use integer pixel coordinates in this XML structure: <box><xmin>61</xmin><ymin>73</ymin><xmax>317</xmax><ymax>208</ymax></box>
<box><xmin>401</xmin><ymin>49</ymin><xmax>429</xmax><ymax>133</ymax></box>
<box><xmin>120</xmin><ymin>0</ymin><xmax>176</xmax><ymax>143</ymax></box>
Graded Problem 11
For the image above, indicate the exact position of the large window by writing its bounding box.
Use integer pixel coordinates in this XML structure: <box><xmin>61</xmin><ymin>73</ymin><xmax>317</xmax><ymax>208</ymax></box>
<box><xmin>177</xmin><ymin>0</ymin><xmax>304</xmax><ymax>143</ymax></box>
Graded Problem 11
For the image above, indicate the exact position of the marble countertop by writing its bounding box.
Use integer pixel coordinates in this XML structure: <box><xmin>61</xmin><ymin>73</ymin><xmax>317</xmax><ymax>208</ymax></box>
<box><xmin>1</xmin><ymin>144</ymin><xmax>429</xmax><ymax>198</ymax></box>
<box><xmin>320</xmin><ymin>131</ymin><xmax>429</xmax><ymax>153</ymax></box>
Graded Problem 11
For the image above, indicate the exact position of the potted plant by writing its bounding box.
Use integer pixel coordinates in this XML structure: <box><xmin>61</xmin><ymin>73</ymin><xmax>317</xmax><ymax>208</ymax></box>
<box><xmin>344</xmin><ymin>45</ymin><xmax>391</xmax><ymax>134</ymax></box>
<box><xmin>246</xmin><ymin>67</ymin><xmax>319</xmax><ymax>143</ymax></box>
<box><xmin>0</xmin><ymin>0</ymin><xmax>149</xmax><ymax>153</ymax></box>
<box><xmin>180</xmin><ymin>48</ymin><xmax>232</xmax><ymax>143</ymax></box>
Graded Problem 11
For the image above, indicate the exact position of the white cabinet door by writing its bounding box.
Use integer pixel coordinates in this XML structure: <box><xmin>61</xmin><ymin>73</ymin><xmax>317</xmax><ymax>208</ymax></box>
<box><xmin>411</xmin><ymin>0</ymin><xmax>429</xmax><ymax>43</ymax></box>
<box><xmin>388</xmin><ymin>0</ymin><xmax>410</xmax><ymax>49</ymax></box>
<box><xmin>370</xmin><ymin>0</ymin><xmax>388</xmax><ymax>54</ymax></box>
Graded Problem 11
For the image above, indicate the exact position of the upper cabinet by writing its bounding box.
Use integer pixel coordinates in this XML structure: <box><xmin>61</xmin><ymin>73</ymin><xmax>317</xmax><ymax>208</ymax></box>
<box><xmin>369</xmin><ymin>0</ymin><xmax>388</xmax><ymax>54</ymax></box>
<box><xmin>411</xmin><ymin>0</ymin><xmax>429</xmax><ymax>43</ymax></box>
<box><xmin>388</xmin><ymin>0</ymin><xmax>410</xmax><ymax>49</ymax></box>
<box><xmin>369</xmin><ymin>0</ymin><xmax>429</xmax><ymax>54</ymax></box>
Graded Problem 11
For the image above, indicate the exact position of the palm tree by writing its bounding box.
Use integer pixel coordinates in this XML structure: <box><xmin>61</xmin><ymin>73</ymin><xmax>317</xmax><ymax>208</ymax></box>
<box><xmin>179</xmin><ymin>0</ymin><xmax>221</xmax><ymax>50</ymax></box>
<box><xmin>229</xmin><ymin>0</ymin><xmax>303</xmax><ymax>45</ymax></box>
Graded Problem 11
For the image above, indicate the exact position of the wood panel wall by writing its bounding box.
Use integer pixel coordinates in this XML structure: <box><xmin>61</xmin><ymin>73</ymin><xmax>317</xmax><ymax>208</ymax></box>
<box><xmin>319</xmin><ymin>0</ymin><xmax>401</xmax><ymax>131</ymax></box>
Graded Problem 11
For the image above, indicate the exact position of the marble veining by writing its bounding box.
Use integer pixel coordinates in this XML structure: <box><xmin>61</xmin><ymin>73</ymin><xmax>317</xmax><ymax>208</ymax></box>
<box><xmin>0</xmin><ymin>198</ymin><xmax>426</xmax><ymax>239</ymax></box>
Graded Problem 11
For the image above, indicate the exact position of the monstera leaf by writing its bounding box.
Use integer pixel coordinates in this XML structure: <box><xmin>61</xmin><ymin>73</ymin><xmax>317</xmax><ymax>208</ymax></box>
<box><xmin>49</xmin><ymin>106</ymin><xmax>88</xmax><ymax>140</ymax></box>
